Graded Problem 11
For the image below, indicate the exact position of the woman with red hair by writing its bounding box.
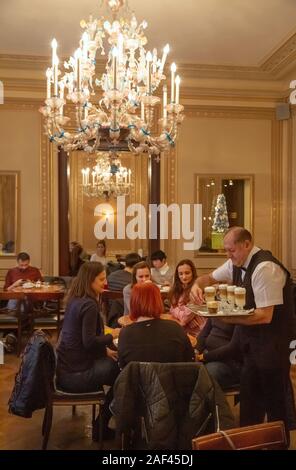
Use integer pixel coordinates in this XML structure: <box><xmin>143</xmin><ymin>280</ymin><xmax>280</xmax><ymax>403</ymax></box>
<box><xmin>118</xmin><ymin>283</ymin><xmax>194</xmax><ymax>368</ymax></box>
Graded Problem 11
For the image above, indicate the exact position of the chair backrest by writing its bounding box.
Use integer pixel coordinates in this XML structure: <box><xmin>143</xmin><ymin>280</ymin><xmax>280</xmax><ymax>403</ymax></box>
<box><xmin>192</xmin><ymin>420</ymin><xmax>287</xmax><ymax>450</ymax></box>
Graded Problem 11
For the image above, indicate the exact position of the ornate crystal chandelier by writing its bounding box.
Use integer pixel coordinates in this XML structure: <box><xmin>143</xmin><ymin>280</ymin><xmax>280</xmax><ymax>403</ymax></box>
<box><xmin>39</xmin><ymin>0</ymin><xmax>184</xmax><ymax>156</ymax></box>
<box><xmin>81</xmin><ymin>152</ymin><xmax>132</xmax><ymax>198</ymax></box>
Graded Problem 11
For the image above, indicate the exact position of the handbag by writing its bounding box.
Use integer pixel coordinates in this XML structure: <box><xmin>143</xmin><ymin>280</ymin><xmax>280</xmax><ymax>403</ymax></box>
<box><xmin>192</xmin><ymin>420</ymin><xmax>287</xmax><ymax>450</ymax></box>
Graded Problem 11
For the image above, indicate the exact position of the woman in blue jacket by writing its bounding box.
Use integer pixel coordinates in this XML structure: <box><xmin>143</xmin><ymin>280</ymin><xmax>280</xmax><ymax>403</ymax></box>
<box><xmin>57</xmin><ymin>262</ymin><xmax>120</xmax><ymax>440</ymax></box>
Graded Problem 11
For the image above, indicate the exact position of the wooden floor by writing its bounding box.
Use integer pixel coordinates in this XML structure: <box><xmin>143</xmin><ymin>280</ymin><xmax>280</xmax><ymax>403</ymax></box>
<box><xmin>0</xmin><ymin>352</ymin><xmax>118</xmax><ymax>450</ymax></box>
<box><xmin>1</xmin><ymin>347</ymin><xmax>296</xmax><ymax>450</ymax></box>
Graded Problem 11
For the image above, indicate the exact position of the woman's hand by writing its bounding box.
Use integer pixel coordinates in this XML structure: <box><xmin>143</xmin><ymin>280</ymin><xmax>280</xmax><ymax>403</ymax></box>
<box><xmin>107</xmin><ymin>348</ymin><xmax>118</xmax><ymax>362</ymax></box>
<box><xmin>196</xmin><ymin>353</ymin><xmax>204</xmax><ymax>362</ymax></box>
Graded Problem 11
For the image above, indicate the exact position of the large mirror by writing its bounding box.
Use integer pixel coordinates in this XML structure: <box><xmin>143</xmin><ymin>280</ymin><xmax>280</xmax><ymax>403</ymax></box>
<box><xmin>68</xmin><ymin>151</ymin><xmax>149</xmax><ymax>260</ymax></box>
<box><xmin>0</xmin><ymin>171</ymin><xmax>19</xmax><ymax>257</ymax></box>
<box><xmin>195</xmin><ymin>174</ymin><xmax>254</xmax><ymax>255</ymax></box>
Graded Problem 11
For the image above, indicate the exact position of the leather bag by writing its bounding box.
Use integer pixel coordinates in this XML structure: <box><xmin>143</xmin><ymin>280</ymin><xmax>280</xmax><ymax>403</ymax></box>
<box><xmin>192</xmin><ymin>420</ymin><xmax>287</xmax><ymax>450</ymax></box>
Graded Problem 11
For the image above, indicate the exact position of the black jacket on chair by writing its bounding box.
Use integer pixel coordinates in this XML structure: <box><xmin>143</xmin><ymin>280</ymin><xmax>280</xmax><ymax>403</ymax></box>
<box><xmin>8</xmin><ymin>330</ymin><xmax>55</xmax><ymax>418</ymax></box>
<box><xmin>111</xmin><ymin>361</ymin><xmax>234</xmax><ymax>450</ymax></box>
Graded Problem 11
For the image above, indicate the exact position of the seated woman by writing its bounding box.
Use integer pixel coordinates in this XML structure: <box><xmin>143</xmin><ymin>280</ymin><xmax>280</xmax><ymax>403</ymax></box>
<box><xmin>118</xmin><ymin>283</ymin><xmax>195</xmax><ymax>368</ymax></box>
<box><xmin>169</xmin><ymin>259</ymin><xmax>206</xmax><ymax>337</ymax></box>
<box><xmin>196</xmin><ymin>320</ymin><xmax>242</xmax><ymax>390</ymax></box>
<box><xmin>90</xmin><ymin>239</ymin><xmax>110</xmax><ymax>266</ymax></box>
<box><xmin>123</xmin><ymin>261</ymin><xmax>151</xmax><ymax>314</ymax></box>
<box><xmin>56</xmin><ymin>262</ymin><xmax>120</xmax><ymax>440</ymax></box>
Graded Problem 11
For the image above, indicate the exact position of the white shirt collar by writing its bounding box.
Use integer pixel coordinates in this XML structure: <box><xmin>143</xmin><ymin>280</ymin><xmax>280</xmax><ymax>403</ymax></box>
<box><xmin>243</xmin><ymin>245</ymin><xmax>260</xmax><ymax>270</ymax></box>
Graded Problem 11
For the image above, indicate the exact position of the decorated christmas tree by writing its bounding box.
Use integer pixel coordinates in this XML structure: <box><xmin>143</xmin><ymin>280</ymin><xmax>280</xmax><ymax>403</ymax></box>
<box><xmin>211</xmin><ymin>194</ymin><xmax>229</xmax><ymax>249</ymax></box>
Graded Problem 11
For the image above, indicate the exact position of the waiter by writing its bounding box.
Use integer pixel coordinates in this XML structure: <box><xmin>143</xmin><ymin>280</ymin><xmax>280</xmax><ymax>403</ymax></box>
<box><xmin>192</xmin><ymin>226</ymin><xmax>295</xmax><ymax>439</ymax></box>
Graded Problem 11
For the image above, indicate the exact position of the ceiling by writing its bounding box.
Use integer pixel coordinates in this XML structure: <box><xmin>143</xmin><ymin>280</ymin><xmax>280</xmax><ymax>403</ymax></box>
<box><xmin>1</xmin><ymin>0</ymin><xmax>296</xmax><ymax>67</ymax></box>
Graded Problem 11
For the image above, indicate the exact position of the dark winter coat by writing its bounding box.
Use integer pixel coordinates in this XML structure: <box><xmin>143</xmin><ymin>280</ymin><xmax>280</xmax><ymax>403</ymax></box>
<box><xmin>111</xmin><ymin>361</ymin><xmax>234</xmax><ymax>449</ymax></box>
<box><xmin>8</xmin><ymin>330</ymin><xmax>55</xmax><ymax>418</ymax></box>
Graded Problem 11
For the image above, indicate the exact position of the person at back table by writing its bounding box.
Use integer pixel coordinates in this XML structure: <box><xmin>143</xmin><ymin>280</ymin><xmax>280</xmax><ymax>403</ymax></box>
<box><xmin>4</xmin><ymin>252</ymin><xmax>42</xmax><ymax>291</ymax></box>
<box><xmin>150</xmin><ymin>250</ymin><xmax>174</xmax><ymax>287</ymax></box>
<box><xmin>118</xmin><ymin>283</ymin><xmax>195</xmax><ymax>369</ymax></box>
<box><xmin>106</xmin><ymin>253</ymin><xmax>141</xmax><ymax>327</ymax></box>
<box><xmin>122</xmin><ymin>261</ymin><xmax>151</xmax><ymax>315</ymax></box>
<box><xmin>169</xmin><ymin>259</ymin><xmax>206</xmax><ymax>337</ymax></box>
<box><xmin>90</xmin><ymin>239</ymin><xmax>111</xmax><ymax>266</ymax></box>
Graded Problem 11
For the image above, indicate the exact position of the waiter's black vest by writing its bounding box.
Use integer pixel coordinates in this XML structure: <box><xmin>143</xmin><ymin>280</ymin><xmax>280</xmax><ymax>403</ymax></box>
<box><xmin>232</xmin><ymin>250</ymin><xmax>294</xmax><ymax>362</ymax></box>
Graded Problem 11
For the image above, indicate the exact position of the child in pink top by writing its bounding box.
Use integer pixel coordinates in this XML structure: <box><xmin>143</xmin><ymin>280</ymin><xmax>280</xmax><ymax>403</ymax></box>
<box><xmin>169</xmin><ymin>259</ymin><xmax>206</xmax><ymax>337</ymax></box>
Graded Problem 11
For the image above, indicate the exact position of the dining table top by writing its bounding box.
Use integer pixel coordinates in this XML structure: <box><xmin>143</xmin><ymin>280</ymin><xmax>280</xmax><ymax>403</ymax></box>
<box><xmin>2</xmin><ymin>285</ymin><xmax>65</xmax><ymax>298</ymax></box>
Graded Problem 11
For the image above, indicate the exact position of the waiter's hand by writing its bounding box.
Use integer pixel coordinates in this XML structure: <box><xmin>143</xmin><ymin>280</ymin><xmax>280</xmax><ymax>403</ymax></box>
<box><xmin>107</xmin><ymin>348</ymin><xmax>118</xmax><ymax>361</ymax></box>
<box><xmin>196</xmin><ymin>353</ymin><xmax>204</xmax><ymax>362</ymax></box>
<box><xmin>190</xmin><ymin>283</ymin><xmax>204</xmax><ymax>304</ymax></box>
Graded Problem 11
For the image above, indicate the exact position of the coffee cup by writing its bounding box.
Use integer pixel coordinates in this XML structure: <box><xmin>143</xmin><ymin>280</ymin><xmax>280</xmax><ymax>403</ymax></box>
<box><xmin>234</xmin><ymin>287</ymin><xmax>246</xmax><ymax>309</ymax></box>
<box><xmin>207</xmin><ymin>300</ymin><xmax>219</xmax><ymax>314</ymax></box>
<box><xmin>218</xmin><ymin>284</ymin><xmax>228</xmax><ymax>301</ymax></box>
<box><xmin>227</xmin><ymin>285</ymin><xmax>236</xmax><ymax>305</ymax></box>
<box><xmin>204</xmin><ymin>286</ymin><xmax>216</xmax><ymax>302</ymax></box>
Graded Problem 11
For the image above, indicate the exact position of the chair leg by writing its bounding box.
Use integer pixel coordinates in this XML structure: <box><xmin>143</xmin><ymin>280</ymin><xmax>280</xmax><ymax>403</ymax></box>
<box><xmin>98</xmin><ymin>404</ymin><xmax>104</xmax><ymax>450</ymax></box>
<box><xmin>42</xmin><ymin>404</ymin><xmax>53</xmax><ymax>450</ymax></box>
<box><xmin>92</xmin><ymin>404</ymin><xmax>96</xmax><ymax>423</ymax></box>
<box><xmin>72</xmin><ymin>405</ymin><xmax>76</xmax><ymax>416</ymax></box>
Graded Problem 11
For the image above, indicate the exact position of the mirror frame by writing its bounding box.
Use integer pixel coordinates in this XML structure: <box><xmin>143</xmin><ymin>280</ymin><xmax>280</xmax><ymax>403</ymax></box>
<box><xmin>0</xmin><ymin>170</ymin><xmax>20</xmax><ymax>258</ymax></box>
<box><xmin>195</xmin><ymin>173</ymin><xmax>254</xmax><ymax>257</ymax></box>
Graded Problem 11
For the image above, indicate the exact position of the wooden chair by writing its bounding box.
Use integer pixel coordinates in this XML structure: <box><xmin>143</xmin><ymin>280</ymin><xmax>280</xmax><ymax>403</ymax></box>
<box><xmin>28</xmin><ymin>292</ymin><xmax>64</xmax><ymax>336</ymax></box>
<box><xmin>100</xmin><ymin>290</ymin><xmax>124</xmax><ymax>326</ymax></box>
<box><xmin>41</xmin><ymin>343</ymin><xmax>106</xmax><ymax>450</ymax></box>
<box><xmin>192</xmin><ymin>420</ymin><xmax>287</xmax><ymax>450</ymax></box>
<box><xmin>0</xmin><ymin>291</ymin><xmax>27</xmax><ymax>356</ymax></box>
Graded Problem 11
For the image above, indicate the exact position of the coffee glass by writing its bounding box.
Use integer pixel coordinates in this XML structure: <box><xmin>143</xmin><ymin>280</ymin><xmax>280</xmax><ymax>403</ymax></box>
<box><xmin>234</xmin><ymin>287</ymin><xmax>246</xmax><ymax>311</ymax></box>
<box><xmin>218</xmin><ymin>284</ymin><xmax>228</xmax><ymax>301</ymax></box>
<box><xmin>207</xmin><ymin>300</ymin><xmax>218</xmax><ymax>314</ymax></box>
<box><xmin>226</xmin><ymin>285</ymin><xmax>236</xmax><ymax>310</ymax></box>
<box><xmin>204</xmin><ymin>286</ymin><xmax>216</xmax><ymax>303</ymax></box>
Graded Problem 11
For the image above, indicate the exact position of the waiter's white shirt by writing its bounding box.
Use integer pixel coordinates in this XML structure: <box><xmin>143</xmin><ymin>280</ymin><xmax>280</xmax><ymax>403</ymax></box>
<box><xmin>212</xmin><ymin>246</ymin><xmax>286</xmax><ymax>308</ymax></box>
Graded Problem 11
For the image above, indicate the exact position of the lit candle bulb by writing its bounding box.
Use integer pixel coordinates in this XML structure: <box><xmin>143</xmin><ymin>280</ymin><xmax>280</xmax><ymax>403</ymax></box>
<box><xmin>170</xmin><ymin>63</ymin><xmax>176</xmax><ymax>103</ymax></box>
<box><xmin>46</xmin><ymin>68</ymin><xmax>51</xmax><ymax>99</ymax></box>
<box><xmin>82</xmin><ymin>32</ymin><xmax>89</xmax><ymax>61</ymax></box>
<box><xmin>152</xmin><ymin>48</ymin><xmax>157</xmax><ymax>74</ymax></box>
<box><xmin>51</xmin><ymin>39</ymin><xmax>58</xmax><ymax>96</ymax></box>
<box><xmin>92</xmin><ymin>170</ymin><xmax>96</xmax><ymax>187</ymax></box>
<box><xmin>146</xmin><ymin>51</ymin><xmax>152</xmax><ymax>94</ymax></box>
<box><xmin>175</xmin><ymin>75</ymin><xmax>180</xmax><ymax>105</ymax></box>
<box><xmin>86</xmin><ymin>167</ymin><xmax>90</xmax><ymax>185</ymax></box>
<box><xmin>160</xmin><ymin>44</ymin><xmax>170</xmax><ymax>71</ymax></box>
<box><xmin>163</xmin><ymin>85</ymin><xmax>167</xmax><ymax>120</ymax></box>
<box><xmin>112</xmin><ymin>47</ymin><xmax>118</xmax><ymax>89</ymax></box>
<box><xmin>74</xmin><ymin>48</ymin><xmax>82</xmax><ymax>91</ymax></box>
